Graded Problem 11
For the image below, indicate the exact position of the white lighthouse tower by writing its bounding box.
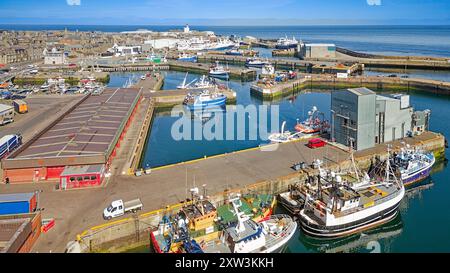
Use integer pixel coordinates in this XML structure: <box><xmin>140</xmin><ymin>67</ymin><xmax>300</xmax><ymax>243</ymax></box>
<box><xmin>184</xmin><ymin>24</ymin><xmax>190</xmax><ymax>33</ymax></box>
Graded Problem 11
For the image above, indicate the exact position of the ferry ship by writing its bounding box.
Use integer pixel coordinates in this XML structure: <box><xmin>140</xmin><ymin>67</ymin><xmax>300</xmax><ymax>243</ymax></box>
<box><xmin>295</xmin><ymin>106</ymin><xmax>329</xmax><ymax>134</ymax></box>
<box><xmin>299</xmin><ymin>150</ymin><xmax>405</xmax><ymax>238</ymax></box>
<box><xmin>392</xmin><ymin>145</ymin><xmax>435</xmax><ymax>186</ymax></box>
<box><xmin>209</xmin><ymin>61</ymin><xmax>230</xmax><ymax>80</ymax></box>
<box><xmin>276</xmin><ymin>36</ymin><xmax>299</xmax><ymax>49</ymax></box>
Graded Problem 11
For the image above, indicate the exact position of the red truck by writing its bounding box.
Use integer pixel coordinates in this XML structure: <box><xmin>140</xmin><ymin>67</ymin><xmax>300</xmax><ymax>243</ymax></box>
<box><xmin>307</xmin><ymin>138</ymin><xmax>327</xmax><ymax>149</ymax></box>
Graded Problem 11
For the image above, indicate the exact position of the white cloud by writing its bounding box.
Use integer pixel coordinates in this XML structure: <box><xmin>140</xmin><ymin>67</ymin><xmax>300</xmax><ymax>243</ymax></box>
<box><xmin>67</xmin><ymin>0</ymin><xmax>81</xmax><ymax>6</ymax></box>
<box><xmin>367</xmin><ymin>0</ymin><xmax>381</xmax><ymax>5</ymax></box>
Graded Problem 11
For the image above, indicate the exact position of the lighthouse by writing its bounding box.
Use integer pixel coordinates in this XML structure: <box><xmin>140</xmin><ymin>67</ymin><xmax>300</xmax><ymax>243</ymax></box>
<box><xmin>184</xmin><ymin>24</ymin><xmax>190</xmax><ymax>33</ymax></box>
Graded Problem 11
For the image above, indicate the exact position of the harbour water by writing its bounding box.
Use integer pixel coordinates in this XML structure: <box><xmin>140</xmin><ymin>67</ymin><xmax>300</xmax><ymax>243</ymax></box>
<box><xmin>110</xmin><ymin>71</ymin><xmax>450</xmax><ymax>253</ymax></box>
<box><xmin>2</xmin><ymin>25</ymin><xmax>450</xmax><ymax>57</ymax></box>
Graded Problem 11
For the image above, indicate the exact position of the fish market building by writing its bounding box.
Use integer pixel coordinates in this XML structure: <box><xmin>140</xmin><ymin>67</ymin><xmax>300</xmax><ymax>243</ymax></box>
<box><xmin>331</xmin><ymin>88</ymin><xmax>423</xmax><ymax>151</ymax></box>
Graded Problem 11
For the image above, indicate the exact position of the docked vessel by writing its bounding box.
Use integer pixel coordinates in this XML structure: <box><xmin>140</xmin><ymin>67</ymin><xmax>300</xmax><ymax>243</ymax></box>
<box><xmin>202</xmin><ymin>196</ymin><xmax>297</xmax><ymax>253</ymax></box>
<box><xmin>276</xmin><ymin>36</ymin><xmax>299</xmax><ymax>49</ymax></box>
<box><xmin>261</xmin><ymin>64</ymin><xmax>275</xmax><ymax>76</ymax></box>
<box><xmin>299</xmin><ymin>149</ymin><xmax>405</xmax><ymax>238</ymax></box>
<box><xmin>216</xmin><ymin>193</ymin><xmax>276</xmax><ymax>225</ymax></box>
<box><xmin>278</xmin><ymin>184</ymin><xmax>305</xmax><ymax>215</ymax></box>
<box><xmin>209</xmin><ymin>61</ymin><xmax>230</xmax><ymax>80</ymax></box>
<box><xmin>225</xmin><ymin>49</ymin><xmax>243</xmax><ymax>56</ymax></box>
<box><xmin>177</xmin><ymin>52</ymin><xmax>197</xmax><ymax>62</ymax></box>
<box><xmin>151</xmin><ymin>191</ymin><xmax>294</xmax><ymax>253</ymax></box>
<box><xmin>245</xmin><ymin>57</ymin><xmax>270</xmax><ymax>68</ymax></box>
<box><xmin>183</xmin><ymin>89</ymin><xmax>227</xmax><ymax>110</ymax></box>
<box><xmin>295</xmin><ymin>106</ymin><xmax>328</xmax><ymax>134</ymax></box>
<box><xmin>177</xmin><ymin>73</ymin><xmax>214</xmax><ymax>89</ymax></box>
<box><xmin>392</xmin><ymin>145</ymin><xmax>435</xmax><ymax>186</ymax></box>
<box><xmin>268</xmin><ymin>121</ymin><xmax>309</xmax><ymax>143</ymax></box>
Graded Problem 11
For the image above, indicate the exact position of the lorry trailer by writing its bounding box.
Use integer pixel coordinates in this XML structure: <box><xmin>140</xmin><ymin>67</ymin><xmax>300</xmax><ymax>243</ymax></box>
<box><xmin>0</xmin><ymin>134</ymin><xmax>22</xmax><ymax>159</ymax></box>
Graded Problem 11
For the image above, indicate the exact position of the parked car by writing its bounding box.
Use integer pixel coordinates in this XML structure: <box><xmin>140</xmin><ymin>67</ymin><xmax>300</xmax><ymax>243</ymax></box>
<box><xmin>307</xmin><ymin>138</ymin><xmax>327</xmax><ymax>149</ymax></box>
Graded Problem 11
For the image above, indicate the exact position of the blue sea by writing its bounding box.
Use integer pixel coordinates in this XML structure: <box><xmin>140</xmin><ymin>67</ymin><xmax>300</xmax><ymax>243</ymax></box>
<box><xmin>2</xmin><ymin>25</ymin><xmax>450</xmax><ymax>57</ymax></box>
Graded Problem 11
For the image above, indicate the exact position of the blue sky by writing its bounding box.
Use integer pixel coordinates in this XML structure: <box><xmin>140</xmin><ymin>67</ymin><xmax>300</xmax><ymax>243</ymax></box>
<box><xmin>0</xmin><ymin>0</ymin><xmax>449</xmax><ymax>25</ymax></box>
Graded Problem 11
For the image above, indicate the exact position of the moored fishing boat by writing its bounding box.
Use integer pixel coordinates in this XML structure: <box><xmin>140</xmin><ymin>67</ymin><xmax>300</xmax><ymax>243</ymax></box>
<box><xmin>276</xmin><ymin>36</ymin><xmax>299</xmax><ymax>49</ymax></box>
<box><xmin>245</xmin><ymin>57</ymin><xmax>270</xmax><ymax>68</ymax></box>
<box><xmin>392</xmin><ymin>144</ymin><xmax>435</xmax><ymax>186</ymax></box>
<box><xmin>202</xmin><ymin>196</ymin><xmax>297</xmax><ymax>253</ymax></box>
<box><xmin>183</xmin><ymin>89</ymin><xmax>227</xmax><ymax>110</ymax></box>
<box><xmin>299</xmin><ymin>149</ymin><xmax>405</xmax><ymax>238</ymax></box>
<box><xmin>209</xmin><ymin>61</ymin><xmax>230</xmax><ymax>79</ymax></box>
<box><xmin>178</xmin><ymin>52</ymin><xmax>197</xmax><ymax>62</ymax></box>
<box><xmin>216</xmin><ymin>193</ymin><xmax>276</xmax><ymax>225</ymax></box>
<box><xmin>295</xmin><ymin>106</ymin><xmax>329</xmax><ymax>134</ymax></box>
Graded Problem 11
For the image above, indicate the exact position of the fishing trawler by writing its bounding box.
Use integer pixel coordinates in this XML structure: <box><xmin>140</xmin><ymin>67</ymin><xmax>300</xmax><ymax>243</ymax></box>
<box><xmin>202</xmin><ymin>196</ymin><xmax>297</xmax><ymax>253</ymax></box>
<box><xmin>225</xmin><ymin>48</ymin><xmax>243</xmax><ymax>56</ymax></box>
<box><xmin>261</xmin><ymin>64</ymin><xmax>275</xmax><ymax>76</ymax></box>
<box><xmin>245</xmin><ymin>57</ymin><xmax>270</xmax><ymax>68</ymax></box>
<box><xmin>151</xmin><ymin>187</ymin><xmax>220</xmax><ymax>253</ymax></box>
<box><xmin>178</xmin><ymin>52</ymin><xmax>197</xmax><ymax>62</ymax></box>
<box><xmin>183</xmin><ymin>89</ymin><xmax>226</xmax><ymax>109</ymax></box>
<box><xmin>392</xmin><ymin>144</ymin><xmax>435</xmax><ymax>186</ymax></box>
<box><xmin>278</xmin><ymin>184</ymin><xmax>304</xmax><ymax>215</ymax></box>
<box><xmin>276</xmin><ymin>36</ymin><xmax>299</xmax><ymax>49</ymax></box>
<box><xmin>299</xmin><ymin>149</ymin><xmax>405</xmax><ymax>238</ymax></box>
<box><xmin>295</xmin><ymin>106</ymin><xmax>329</xmax><ymax>134</ymax></box>
<box><xmin>216</xmin><ymin>193</ymin><xmax>276</xmax><ymax>225</ymax></box>
<box><xmin>209</xmin><ymin>61</ymin><xmax>230</xmax><ymax>79</ymax></box>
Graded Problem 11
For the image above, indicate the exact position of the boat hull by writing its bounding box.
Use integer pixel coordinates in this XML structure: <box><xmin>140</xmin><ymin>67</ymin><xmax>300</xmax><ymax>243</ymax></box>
<box><xmin>276</xmin><ymin>44</ymin><xmax>298</xmax><ymax>50</ymax></box>
<box><xmin>178</xmin><ymin>57</ymin><xmax>197</xmax><ymax>62</ymax></box>
<box><xmin>278</xmin><ymin>193</ymin><xmax>303</xmax><ymax>215</ymax></box>
<box><xmin>299</xmin><ymin>202</ymin><xmax>401</xmax><ymax>238</ymax></box>
<box><xmin>245</xmin><ymin>63</ymin><xmax>266</xmax><ymax>68</ymax></box>
<box><xmin>209</xmin><ymin>72</ymin><xmax>229</xmax><ymax>80</ymax></box>
<box><xmin>187</xmin><ymin>96</ymin><xmax>227</xmax><ymax>110</ymax></box>
<box><xmin>402</xmin><ymin>160</ymin><xmax>434</xmax><ymax>187</ymax></box>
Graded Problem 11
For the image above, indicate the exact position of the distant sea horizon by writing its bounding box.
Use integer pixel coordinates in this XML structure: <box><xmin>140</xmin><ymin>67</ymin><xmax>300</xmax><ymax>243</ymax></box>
<box><xmin>2</xmin><ymin>24</ymin><xmax>450</xmax><ymax>57</ymax></box>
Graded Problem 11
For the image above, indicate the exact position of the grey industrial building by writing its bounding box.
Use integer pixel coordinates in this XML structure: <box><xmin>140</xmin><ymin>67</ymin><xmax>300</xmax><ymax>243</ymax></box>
<box><xmin>298</xmin><ymin>43</ymin><xmax>336</xmax><ymax>59</ymax></box>
<box><xmin>331</xmin><ymin>87</ymin><xmax>429</xmax><ymax>151</ymax></box>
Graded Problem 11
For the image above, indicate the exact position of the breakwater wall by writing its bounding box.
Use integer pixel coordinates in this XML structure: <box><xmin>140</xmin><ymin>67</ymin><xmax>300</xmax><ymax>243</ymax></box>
<box><xmin>251</xmin><ymin>75</ymin><xmax>450</xmax><ymax>99</ymax></box>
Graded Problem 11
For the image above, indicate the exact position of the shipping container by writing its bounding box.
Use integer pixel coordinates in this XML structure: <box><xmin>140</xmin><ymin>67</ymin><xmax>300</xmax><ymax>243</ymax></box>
<box><xmin>12</xmin><ymin>100</ymin><xmax>28</xmax><ymax>114</ymax></box>
<box><xmin>0</xmin><ymin>192</ymin><xmax>37</xmax><ymax>215</ymax></box>
<box><xmin>0</xmin><ymin>134</ymin><xmax>22</xmax><ymax>159</ymax></box>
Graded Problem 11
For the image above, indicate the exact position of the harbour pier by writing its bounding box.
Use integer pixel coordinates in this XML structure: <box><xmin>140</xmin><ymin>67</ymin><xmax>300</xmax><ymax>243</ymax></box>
<box><xmin>251</xmin><ymin>74</ymin><xmax>450</xmax><ymax>99</ymax></box>
<box><xmin>73</xmin><ymin>131</ymin><xmax>445</xmax><ymax>253</ymax></box>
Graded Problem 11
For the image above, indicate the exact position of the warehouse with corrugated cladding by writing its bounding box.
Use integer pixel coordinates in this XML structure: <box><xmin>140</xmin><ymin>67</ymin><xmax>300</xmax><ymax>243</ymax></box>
<box><xmin>1</xmin><ymin>87</ymin><xmax>142</xmax><ymax>188</ymax></box>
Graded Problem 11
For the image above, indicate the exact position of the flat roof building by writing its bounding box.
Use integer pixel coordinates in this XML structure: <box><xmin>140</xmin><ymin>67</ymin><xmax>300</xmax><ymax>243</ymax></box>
<box><xmin>299</xmin><ymin>43</ymin><xmax>336</xmax><ymax>59</ymax></box>
<box><xmin>2</xmin><ymin>88</ymin><xmax>142</xmax><ymax>184</ymax></box>
<box><xmin>331</xmin><ymin>88</ymin><xmax>419</xmax><ymax>151</ymax></box>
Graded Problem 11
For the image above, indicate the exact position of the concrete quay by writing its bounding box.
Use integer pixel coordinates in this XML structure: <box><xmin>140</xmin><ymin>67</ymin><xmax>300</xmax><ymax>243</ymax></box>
<box><xmin>73</xmin><ymin>131</ymin><xmax>445</xmax><ymax>253</ymax></box>
<box><xmin>251</xmin><ymin>74</ymin><xmax>450</xmax><ymax>99</ymax></box>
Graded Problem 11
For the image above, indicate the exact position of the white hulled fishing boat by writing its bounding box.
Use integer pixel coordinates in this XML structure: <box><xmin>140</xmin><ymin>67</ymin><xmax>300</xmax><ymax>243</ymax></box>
<box><xmin>299</xmin><ymin>149</ymin><xmax>405</xmax><ymax>238</ymax></box>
